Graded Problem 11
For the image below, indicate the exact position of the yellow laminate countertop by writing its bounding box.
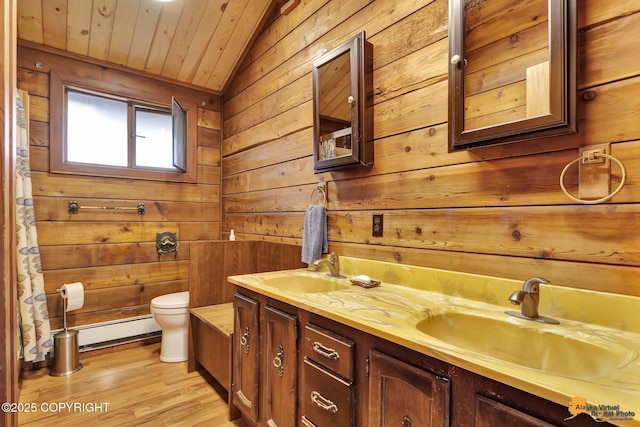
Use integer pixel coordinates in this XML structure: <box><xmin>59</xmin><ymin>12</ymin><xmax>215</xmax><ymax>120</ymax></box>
<box><xmin>227</xmin><ymin>257</ymin><xmax>640</xmax><ymax>426</ymax></box>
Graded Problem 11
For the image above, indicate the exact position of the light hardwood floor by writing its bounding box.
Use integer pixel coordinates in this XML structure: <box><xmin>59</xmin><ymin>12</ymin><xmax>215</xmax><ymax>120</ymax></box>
<box><xmin>18</xmin><ymin>343</ymin><xmax>247</xmax><ymax>427</ymax></box>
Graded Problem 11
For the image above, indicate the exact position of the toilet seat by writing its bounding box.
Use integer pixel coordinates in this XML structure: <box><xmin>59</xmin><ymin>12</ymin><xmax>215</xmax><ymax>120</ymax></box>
<box><xmin>151</xmin><ymin>291</ymin><xmax>189</xmax><ymax>309</ymax></box>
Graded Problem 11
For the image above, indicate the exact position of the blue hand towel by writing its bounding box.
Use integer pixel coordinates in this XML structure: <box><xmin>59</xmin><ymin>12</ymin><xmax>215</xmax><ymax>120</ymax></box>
<box><xmin>301</xmin><ymin>204</ymin><xmax>328</xmax><ymax>264</ymax></box>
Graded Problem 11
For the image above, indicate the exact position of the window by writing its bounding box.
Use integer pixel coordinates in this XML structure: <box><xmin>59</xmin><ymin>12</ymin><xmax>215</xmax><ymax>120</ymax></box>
<box><xmin>65</xmin><ymin>89</ymin><xmax>184</xmax><ymax>172</ymax></box>
<box><xmin>66</xmin><ymin>90</ymin><xmax>129</xmax><ymax>167</ymax></box>
<box><xmin>50</xmin><ymin>70</ymin><xmax>196</xmax><ymax>182</ymax></box>
<box><xmin>134</xmin><ymin>106</ymin><xmax>175</xmax><ymax>169</ymax></box>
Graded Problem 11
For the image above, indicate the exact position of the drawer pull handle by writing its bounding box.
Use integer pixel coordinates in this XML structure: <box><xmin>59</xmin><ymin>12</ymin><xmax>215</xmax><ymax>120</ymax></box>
<box><xmin>273</xmin><ymin>344</ymin><xmax>284</xmax><ymax>377</ymax></box>
<box><xmin>235</xmin><ymin>390</ymin><xmax>253</xmax><ymax>408</ymax></box>
<box><xmin>402</xmin><ymin>415</ymin><xmax>412</xmax><ymax>427</ymax></box>
<box><xmin>301</xmin><ymin>416</ymin><xmax>317</xmax><ymax>427</ymax></box>
<box><xmin>311</xmin><ymin>390</ymin><xmax>338</xmax><ymax>414</ymax></box>
<box><xmin>240</xmin><ymin>326</ymin><xmax>250</xmax><ymax>354</ymax></box>
<box><xmin>312</xmin><ymin>341</ymin><xmax>340</xmax><ymax>360</ymax></box>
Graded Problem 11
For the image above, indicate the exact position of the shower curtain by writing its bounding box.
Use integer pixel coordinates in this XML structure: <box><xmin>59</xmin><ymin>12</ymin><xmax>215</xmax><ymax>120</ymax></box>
<box><xmin>15</xmin><ymin>90</ymin><xmax>52</xmax><ymax>362</ymax></box>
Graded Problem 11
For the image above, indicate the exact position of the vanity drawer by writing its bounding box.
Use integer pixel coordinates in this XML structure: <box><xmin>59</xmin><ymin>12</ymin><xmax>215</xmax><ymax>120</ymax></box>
<box><xmin>301</xmin><ymin>358</ymin><xmax>354</xmax><ymax>427</ymax></box>
<box><xmin>303</xmin><ymin>323</ymin><xmax>354</xmax><ymax>380</ymax></box>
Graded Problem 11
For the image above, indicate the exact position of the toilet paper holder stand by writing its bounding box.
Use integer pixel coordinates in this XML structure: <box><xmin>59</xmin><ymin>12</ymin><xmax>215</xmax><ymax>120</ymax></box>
<box><xmin>50</xmin><ymin>287</ymin><xmax>83</xmax><ymax>376</ymax></box>
<box><xmin>57</xmin><ymin>289</ymin><xmax>71</xmax><ymax>330</ymax></box>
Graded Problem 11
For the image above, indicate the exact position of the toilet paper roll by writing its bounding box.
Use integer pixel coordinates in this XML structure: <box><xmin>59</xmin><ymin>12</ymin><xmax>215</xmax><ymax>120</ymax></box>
<box><xmin>60</xmin><ymin>282</ymin><xmax>84</xmax><ymax>312</ymax></box>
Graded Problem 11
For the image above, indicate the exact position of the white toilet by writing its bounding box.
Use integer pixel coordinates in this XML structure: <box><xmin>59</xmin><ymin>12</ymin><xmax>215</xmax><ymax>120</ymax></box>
<box><xmin>150</xmin><ymin>291</ymin><xmax>190</xmax><ymax>362</ymax></box>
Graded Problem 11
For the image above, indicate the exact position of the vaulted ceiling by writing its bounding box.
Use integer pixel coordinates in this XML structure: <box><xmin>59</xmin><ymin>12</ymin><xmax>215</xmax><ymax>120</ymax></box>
<box><xmin>16</xmin><ymin>0</ymin><xmax>278</xmax><ymax>93</ymax></box>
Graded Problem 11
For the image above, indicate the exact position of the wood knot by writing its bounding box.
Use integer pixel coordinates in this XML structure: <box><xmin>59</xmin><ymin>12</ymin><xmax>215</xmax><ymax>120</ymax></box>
<box><xmin>582</xmin><ymin>90</ymin><xmax>597</xmax><ymax>102</ymax></box>
<box><xmin>511</xmin><ymin>230</ymin><xmax>521</xmax><ymax>241</ymax></box>
<box><xmin>98</xmin><ymin>4</ymin><xmax>112</xmax><ymax>17</ymax></box>
<box><xmin>404</xmin><ymin>146</ymin><xmax>411</xmax><ymax>153</ymax></box>
<box><xmin>415</xmin><ymin>227</ymin><xmax>422</xmax><ymax>235</ymax></box>
<box><xmin>428</xmin><ymin>127</ymin><xmax>436</xmax><ymax>137</ymax></box>
<box><xmin>394</xmin><ymin>252</ymin><xmax>403</xmax><ymax>262</ymax></box>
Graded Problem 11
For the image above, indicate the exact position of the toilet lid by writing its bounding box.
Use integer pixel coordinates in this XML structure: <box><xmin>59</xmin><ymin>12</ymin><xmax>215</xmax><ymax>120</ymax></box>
<box><xmin>151</xmin><ymin>291</ymin><xmax>189</xmax><ymax>309</ymax></box>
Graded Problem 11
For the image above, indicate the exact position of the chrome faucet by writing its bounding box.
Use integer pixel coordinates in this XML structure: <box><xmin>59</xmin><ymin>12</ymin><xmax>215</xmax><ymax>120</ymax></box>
<box><xmin>313</xmin><ymin>252</ymin><xmax>344</xmax><ymax>278</ymax></box>
<box><xmin>506</xmin><ymin>277</ymin><xmax>559</xmax><ymax>324</ymax></box>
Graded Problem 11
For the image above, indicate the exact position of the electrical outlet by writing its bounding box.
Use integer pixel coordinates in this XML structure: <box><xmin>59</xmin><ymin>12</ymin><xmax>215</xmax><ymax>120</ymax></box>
<box><xmin>372</xmin><ymin>214</ymin><xmax>383</xmax><ymax>237</ymax></box>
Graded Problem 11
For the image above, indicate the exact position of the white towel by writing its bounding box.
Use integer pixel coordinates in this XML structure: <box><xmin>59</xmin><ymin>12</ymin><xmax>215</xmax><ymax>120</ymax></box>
<box><xmin>301</xmin><ymin>205</ymin><xmax>328</xmax><ymax>264</ymax></box>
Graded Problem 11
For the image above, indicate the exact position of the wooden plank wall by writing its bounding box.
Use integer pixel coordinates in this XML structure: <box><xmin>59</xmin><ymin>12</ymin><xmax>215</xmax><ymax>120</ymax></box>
<box><xmin>16</xmin><ymin>45</ymin><xmax>222</xmax><ymax>330</ymax></box>
<box><xmin>189</xmin><ymin>241</ymin><xmax>306</xmax><ymax>308</ymax></box>
<box><xmin>221</xmin><ymin>0</ymin><xmax>640</xmax><ymax>297</ymax></box>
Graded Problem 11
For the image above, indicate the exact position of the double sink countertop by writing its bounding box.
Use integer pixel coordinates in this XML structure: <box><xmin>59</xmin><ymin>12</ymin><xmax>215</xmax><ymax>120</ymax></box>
<box><xmin>228</xmin><ymin>256</ymin><xmax>640</xmax><ymax>426</ymax></box>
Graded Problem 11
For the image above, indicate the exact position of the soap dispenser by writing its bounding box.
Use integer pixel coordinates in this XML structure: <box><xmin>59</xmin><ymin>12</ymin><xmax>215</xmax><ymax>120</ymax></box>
<box><xmin>229</xmin><ymin>229</ymin><xmax>236</xmax><ymax>241</ymax></box>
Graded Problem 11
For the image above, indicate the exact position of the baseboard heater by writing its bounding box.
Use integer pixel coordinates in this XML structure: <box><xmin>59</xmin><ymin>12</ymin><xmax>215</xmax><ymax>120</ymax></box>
<box><xmin>51</xmin><ymin>315</ymin><xmax>162</xmax><ymax>352</ymax></box>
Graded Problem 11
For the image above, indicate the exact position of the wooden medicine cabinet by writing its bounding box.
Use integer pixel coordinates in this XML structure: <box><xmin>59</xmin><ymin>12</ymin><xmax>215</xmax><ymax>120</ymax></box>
<box><xmin>448</xmin><ymin>0</ymin><xmax>577</xmax><ymax>150</ymax></box>
<box><xmin>313</xmin><ymin>32</ymin><xmax>373</xmax><ymax>173</ymax></box>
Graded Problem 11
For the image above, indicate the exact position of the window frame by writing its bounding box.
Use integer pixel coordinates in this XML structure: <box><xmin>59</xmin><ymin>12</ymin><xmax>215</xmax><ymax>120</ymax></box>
<box><xmin>131</xmin><ymin>102</ymin><xmax>175</xmax><ymax>170</ymax></box>
<box><xmin>50</xmin><ymin>70</ymin><xmax>197</xmax><ymax>183</ymax></box>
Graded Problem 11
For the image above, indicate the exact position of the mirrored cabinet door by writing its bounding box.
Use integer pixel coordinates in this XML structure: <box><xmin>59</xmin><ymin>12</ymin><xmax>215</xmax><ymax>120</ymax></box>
<box><xmin>313</xmin><ymin>32</ymin><xmax>373</xmax><ymax>173</ymax></box>
<box><xmin>317</xmin><ymin>50</ymin><xmax>353</xmax><ymax>162</ymax></box>
<box><xmin>448</xmin><ymin>0</ymin><xmax>577</xmax><ymax>150</ymax></box>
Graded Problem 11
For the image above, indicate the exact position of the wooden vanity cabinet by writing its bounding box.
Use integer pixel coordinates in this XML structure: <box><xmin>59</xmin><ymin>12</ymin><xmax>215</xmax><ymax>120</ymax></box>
<box><xmin>232</xmin><ymin>293</ymin><xmax>260</xmax><ymax>424</ymax></box>
<box><xmin>231</xmin><ymin>291</ymin><xmax>611</xmax><ymax>427</ymax></box>
<box><xmin>367</xmin><ymin>340</ymin><xmax>609</xmax><ymax>427</ymax></box>
<box><xmin>474</xmin><ymin>395</ymin><xmax>555</xmax><ymax>427</ymax></box>
<box><xmin>264</xmin><ymin>305</ymin><xmax>298</xmax><ymax>427</ymax></box>
<box><xmin>368</xmin><ymin>349</ymin><xmax>450</xmax><ymax>427</ymax></box>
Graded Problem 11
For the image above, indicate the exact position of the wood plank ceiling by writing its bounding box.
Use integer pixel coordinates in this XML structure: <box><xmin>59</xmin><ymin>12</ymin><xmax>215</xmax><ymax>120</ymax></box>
<box><xmin>16</xmin><ymin>0</ymin><xmax>276</xmax><ymax>93</ymax></box>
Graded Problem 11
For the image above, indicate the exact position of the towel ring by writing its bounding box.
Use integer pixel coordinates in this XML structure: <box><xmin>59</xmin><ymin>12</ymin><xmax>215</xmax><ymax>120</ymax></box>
<box><xmin>559</xmin><ymin>152</ymin><xmax>627</xmax><ymax>204</ymax></box>
<box><xmin>309</xmin><ymin>185</ymin><xmax>327</xmax><ymax>206</ymax></box>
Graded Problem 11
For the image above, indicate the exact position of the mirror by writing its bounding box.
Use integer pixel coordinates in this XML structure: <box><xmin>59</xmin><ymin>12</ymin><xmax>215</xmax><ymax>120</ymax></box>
<box><xmin>448</xmin><ymin>0</ymin><xmax>577</xmax><ymax>150</ymax></box>
<box><xmin>313</xmin><ymin>32</ymin><xmax>373</xmax><ymax>173</ymax></box>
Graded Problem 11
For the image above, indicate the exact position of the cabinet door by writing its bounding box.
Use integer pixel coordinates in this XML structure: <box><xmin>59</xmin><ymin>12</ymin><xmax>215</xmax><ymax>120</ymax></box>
<box><xmin>475</xmin><ymin>395</ymin><xmax>556</xmax><ymax>427</ymax></box>
<box><xmin>233</xmin><ymin>293</ymin><xmax>260</xmax><ymax>424</ymax></box>
<box><xmin>369</xmin><ymin>350</ymin><xmax>450</xmax><ymax>427</ymax></box>
<box><xmin>264</xmin><ymin>305</ymin><xmax>298</xmax><ymax>427</ymax></box>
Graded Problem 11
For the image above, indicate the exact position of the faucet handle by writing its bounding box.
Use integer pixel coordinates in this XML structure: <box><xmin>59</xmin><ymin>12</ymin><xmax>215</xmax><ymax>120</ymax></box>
<box><xmin>522</xmin><ymin>277</ymin><xmax>549</xmax><ymax>293</ymax></box>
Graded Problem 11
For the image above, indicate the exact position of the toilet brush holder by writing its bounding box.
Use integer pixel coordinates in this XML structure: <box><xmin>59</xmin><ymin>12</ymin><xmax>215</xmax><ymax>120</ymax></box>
<box><xmin>50</xmin><ymin>294</ymin><xmax>83</xmax><ymax>376</ymax></box>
